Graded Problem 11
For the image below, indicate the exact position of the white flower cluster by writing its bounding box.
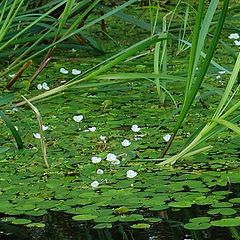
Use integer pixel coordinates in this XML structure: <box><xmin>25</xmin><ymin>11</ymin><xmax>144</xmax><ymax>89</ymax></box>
<box><xmin>33</xmin><ymin>125</ymin><xmax>49</xmax><ymax>139</ymax></box>
<box><xmin>228</xmin><ymin>33</ymin><xmax>240</xmax><ymax>46</ymax></box>
<box><xmin>60</xmin><ymin>68</ymin><xmax>81</xmax><ymax>75</ymax></box>
<box><xmin>37</xmin><ymin>82</ymin><xmax>49</xmax><ymax>91</ymax></box>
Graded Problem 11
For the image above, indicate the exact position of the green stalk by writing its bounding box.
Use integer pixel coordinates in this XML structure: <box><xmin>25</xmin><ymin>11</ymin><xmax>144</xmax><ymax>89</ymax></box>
<box><xmin>159</xmin><ymin>52</ymin><xmax>240</xmax><ymax>166</ymax></box>
<box><xmin>1</xmin><ymin>0</ymin><xmax>138</xmax><ymax>76</ymax></box>
<box><xmin>16</xmin><ymin>34</ymin><xmax>167</xmax><ymax>106</ymax></box>
<box><xmin>0</xmin><ymin>1</ymin><xmax>67</xmax><ymax>52</ymax></box>
<box><xmin>0</xmin><ymin>110</ymin><xmax>23</xmax><ymax>149</ymax></box>
<box><xmin>161</xmin><ymin>0</ymin><xmax>229</xmax><ymax>157</ymax></box>
<box><xmin>64</xmin><ymin>0</ymin><xmax>100</xmax><ymax>36</ymax></box>
<box><xmin>0</xmin><ymin>0</ymin><xmax>24</xmax><ymax>42</ymax></box>
<box><xmin>22</xmin><ymin>96</ymin><xmax>49</xmax><ymax>169</ymax></box>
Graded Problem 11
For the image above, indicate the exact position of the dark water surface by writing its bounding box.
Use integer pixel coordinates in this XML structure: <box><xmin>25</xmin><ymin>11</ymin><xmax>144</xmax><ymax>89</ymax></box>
<box><xmin>0</xmin><ymin>211</ymin><xmax>234</xmax><ymax>240</ymax></box>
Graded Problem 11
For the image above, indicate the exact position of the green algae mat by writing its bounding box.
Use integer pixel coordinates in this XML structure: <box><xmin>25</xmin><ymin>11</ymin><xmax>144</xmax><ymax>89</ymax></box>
<box><xmin>0</xmin><ymin>78</ymin><xmax>239</xmax><ymax>236</ymax></box>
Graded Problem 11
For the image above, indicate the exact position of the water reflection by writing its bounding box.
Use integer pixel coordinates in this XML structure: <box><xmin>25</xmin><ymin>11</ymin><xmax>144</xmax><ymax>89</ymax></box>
<box><xmin>0</xmin><ymin>211</ymin><xmax>235</xmax><ymax>240</ymax></box>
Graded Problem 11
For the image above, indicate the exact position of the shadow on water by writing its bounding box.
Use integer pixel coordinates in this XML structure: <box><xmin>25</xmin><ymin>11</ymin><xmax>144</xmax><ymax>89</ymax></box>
<box><xmin>0</xmin><ymin>210</ymin><xmax>235</xmax><ymax>240</ymax></box>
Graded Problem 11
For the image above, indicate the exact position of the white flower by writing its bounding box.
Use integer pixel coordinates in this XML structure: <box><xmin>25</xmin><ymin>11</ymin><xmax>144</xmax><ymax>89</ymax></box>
<box><xmin>219</xmin><ymin>70</ymin><xmax>226</xmax><ymax>74</ymax></box>
<box><xmin>163</xmin><ymin>134</ymin><xmax>171</xmax><ymax>142</ymax></box>
<box><xmin>111</xmin><ymin>159</ymin><xmax>120</xmax><ymax>165</ymax></box>
<box><xmin>8</xmin><ymin>74</ymin><xmax>15</xmax><ymax>78</ymax></box>
<box><xmin>73</xmin><ymin>115</ymin><xmax>83</xmax><ymax>122</ymax></box>
<box><xmin>91</xmin><ymin>156</ymin><xmax>102</xmax><ymax>164</ymax></box>
<box><xmin>96</xmin><ymin>169</ymin><xmax>104</xmax><ymax>175</ymax></box>
<box><xmin>91</xmin><ymin>180</ymin><xmax>99</xmax><ymax>188</ymax></box>
<box><xmin>37</xmin><ymin>82</ymin><xmax>49</xmax><ymax>90</ymax></box>
<box><xmin>42</xmin><ymin>125</ymin><xmax>48</xmax><ymax>131</ymax></box>
<box><xmin>12</xmin><ymin>107</ymin><xmax>18</xmax><ymax>112</ymax></box>
<box><xmin>88</xmin><ymin>127</ymin><xmax>96</xmax><ymax>132</ymax></box>
<box><xmin>72</xmin><ymin>69</ymin><xmax>81</xmax><ymax>75</ymax></box>
<box><xmin>42</xmin><ymin>82</ymin><xmax>49</xmax><ymax>90</ymax></box>
<box><xmin>121</xmin><ymin>139</ymin><xmax>131</xmax><ymax>147</ymax></box>
<box><xmin>33</xmin><ymin>133</ymin><xmax>41</xmax><ymax>139</ymax></box>
<box><xmin>106</xmin><ymin>153</ymin><xmax>117</xmax><ymax>162</ymax></box>
<box><xmin>71</xmin><ymin>48</ymin><xmax>77</xmax><ymax>53</ymax></box>
<box><xmin>216</xmin><ymin>75</ymin><xmax>221</xmax><ymax>80</ymax></box>
<box><xmin>60</xmin><ymin>67</ymin><xmax>69</xmax><ymax>74</ymax></box>
<box><xmin>14</xmin><ymin>126</ymin><xmax>18</xmax><ymax>131</ymax></box>
<box><xmin>131</xmin><ymin>124</ymin><xmax>141</xmax><ymax>132</ymax></box>
<box><xmin>37</xmin><ymin>84</ymin><xmax>42</xmax><ymax>90</ymax></box>
<box><xmin>228</xmin><ymin>33</ymin><xmax>239</xmax><ymax>39</ymax></box>
<box><xmin>234</xmin><ymin>40</ymin><xmax>240</xmax><ymax>46</ymax></box>
<box><xmin>127</xmin><ymin>170</ymin><xmax>137</xmax><ymax>178</ymax></box>
<box><xmin>100</xmin><ymin>135</ymin><xmax>106</xmax><ymax>141</ymax></box>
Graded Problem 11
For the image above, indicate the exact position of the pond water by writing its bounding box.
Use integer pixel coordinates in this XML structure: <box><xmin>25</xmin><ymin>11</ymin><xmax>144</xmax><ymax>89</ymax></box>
<box><xmin>0</xmin><ymin>210</ymin><xmax>235</xmax><ymax>240</ymax></box>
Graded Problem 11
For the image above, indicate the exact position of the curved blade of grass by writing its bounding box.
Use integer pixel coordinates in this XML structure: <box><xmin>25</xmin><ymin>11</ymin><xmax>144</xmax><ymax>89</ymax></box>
<box><xmin>0</xmin><ymin>0</ymin><xmax>24</xmax><ymax>42</ymax></box>
<box><xmin>213</xmin><ymin>53</ymin><xmax>240</xmax><ymax>118</ymax></box>
<box><xmin>161</xmin><ymin>0</ymin><xmax>229</xmax><ymax>157</ymax></box>
<box><xmin>0</xmin><ymin>110</ymin><xmax>23</xmax><ymax>149</ymax></box>
<box><xmin>160</xmin><ymin>52</ymin><xmax>239</xmax><ymax>166</ymax></box>
<box><xmin>64</xmin><ymin>0</ymin><xmax>100</xmax><ymax>37</ymax></box>
<box><xmin>0</xmin><ymin>1</ymin><xmax>67</xmax><ymax>52</ymax></box>
<box><xmin>2</xmin><ymin>0</ymin><xmax>138</xmax><ymax>76</ymax></box>
<box><xmin>95</xmin><ymin>73</ymin><xmax>185</xmax><ymax>82</ymax></box>
<box><xmin>97</xmin><ymin>4</ymin><xmax>157</xmax><ymax>33</ymax></box>
<box><xmin>16</xmin><ymin>33</ymin><xmax>167</xmax><ymax>106</ymax></box>
<box><xmin>22</xmin><ymin>96</ymin><xmax>49</xmax><ymax>169</ymax></box>
<box><xmin>214</xmin><ymin>119</ymin><xmax>240</xmax><ymax>135</ymax></box>
<box><xmin>176</xmin><ymin>38</ymin><xmax>231</xmax><ymax>74</ymax></box>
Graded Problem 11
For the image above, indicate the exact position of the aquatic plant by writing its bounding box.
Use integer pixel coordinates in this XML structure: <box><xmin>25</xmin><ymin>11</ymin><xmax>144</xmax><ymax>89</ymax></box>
<box><xmin>0</xmin><ymin>0</ymin><xmax>139</xmax><ymax>82</ymax></box>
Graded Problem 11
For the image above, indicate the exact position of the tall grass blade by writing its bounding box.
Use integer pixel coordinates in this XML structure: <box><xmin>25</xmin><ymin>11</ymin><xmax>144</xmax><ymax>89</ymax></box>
<box><xmin>16</xmin><ymin>34</ymin><xmax>167</xmax><ymax>106</ymax></box>
<box><xmin>22</xmin><ymin>96</ymin><xmax>49</xmax><ymax>169</ymax></box>
<box><xmin>0</xmin><ymin>110</ymin><xmax>23</xmax><ymax>149</ymax></box>
<box><xmin>161</xmin><ymin>0</ymin><xmax>229</xmax><ymax>157</ymax></box>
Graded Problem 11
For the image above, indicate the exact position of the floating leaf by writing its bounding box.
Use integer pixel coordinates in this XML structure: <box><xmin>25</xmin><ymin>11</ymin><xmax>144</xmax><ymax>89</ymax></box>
<box><xmin>72</xmin><ymin>214</ymin><xmax>98</xmax><ymax>221</ymax></box>
<box><xmin>169</xmin><ymin>201</ymin><xmax>193</xmax><ymax>208</ymax></box>
<box><xmin>208</xmin><ymin>208</ymin><xmax>236</xmax><ymax>216</ymax></box>
<box><xmin>114</xmin><ymin>206</ymin><xmax>129</xmax><ymax>215</ymax></box>
<box><xmin>12</xmin><ymin>218</ymin><xmax>32</xmax><ymax>225</ymax></box>
<box><xmin>26</xmin><ymin>223</ymin><xmax>45</xmax><ymax>228</ymax></box>
<box><xmin>131</xmin><ymin>223</ymin><xmax>151</xmax><ymax>229</ymax></box>
<box><xmin>190</xmin><ymin>217</ymin><xmax>211</xmax><ymax>223</ymax></box>
<box><xmin>118</xmin><ymin>214</ymin><xmax>144</xmax><ymax>222</ymax></box>
<box><xmin>93</xmin><ymin>223</ymin><xmax>112</xmax><ymax>229</ymax></box>
<box><xmin>211</xmin><ymin>218</ymin><xmax>240</xmax><ymax>227</ymax></box>
<box><xmin>184</xmin><ymin>222</ymin><xmax>211</xmax><ymax>230</ymax></box>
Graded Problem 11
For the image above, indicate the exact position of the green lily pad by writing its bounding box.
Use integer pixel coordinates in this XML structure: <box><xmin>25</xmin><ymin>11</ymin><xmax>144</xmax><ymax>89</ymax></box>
<box><xmin>229</xmin><ymin>198</ymin><xmax>240</xmax><ymax>203</ymax></box>
<box><xmin>169</xmin><ymin>201</ymin><xmax>192</xmax><ymax>208</ymax></box>
<box><xmin>72</xmin><ymin>214</ymin><xmax>98</xmax><ymax>221</ymax></box>
<box><xmin>12</xmin><ymin>218</ymin><xmax>32</xmax><ymax>225</ymax></box>
<box><xmin>184</xmin><ymin>222</ymin><xmax>211</xmax><ymax>230</ymax></box>
<box><xmin>211</xmin><ymin>218</ymin><xmax>240</xmax><ymax>227</ymax></box>
<box><xmin>131</xmin><ymin>223</ymin><xmax>151</xmax><ymax>229</ymax></box>
<box><xmin>26</xmin><ymin>223</ymin><xmax>46</xmax><ymax>228</ymax></box>
<box><xmin>118</xmin><ymin>214</ymin><xmax>144</xmax><ymax>222</ymax></box>
<box><xmin>93</xmin><ymin>223</ymin><xmax>112</xmax><ymax>229</ymax></box>
<box><xmin>190</xmin><ymin>217</ymin><xmax>211</xmax><ymax>223</ymax></box>
<box><xmin>208</xmin><ymin>208</ymin><xmax>236</xmax><ymax>216</ymax></box>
